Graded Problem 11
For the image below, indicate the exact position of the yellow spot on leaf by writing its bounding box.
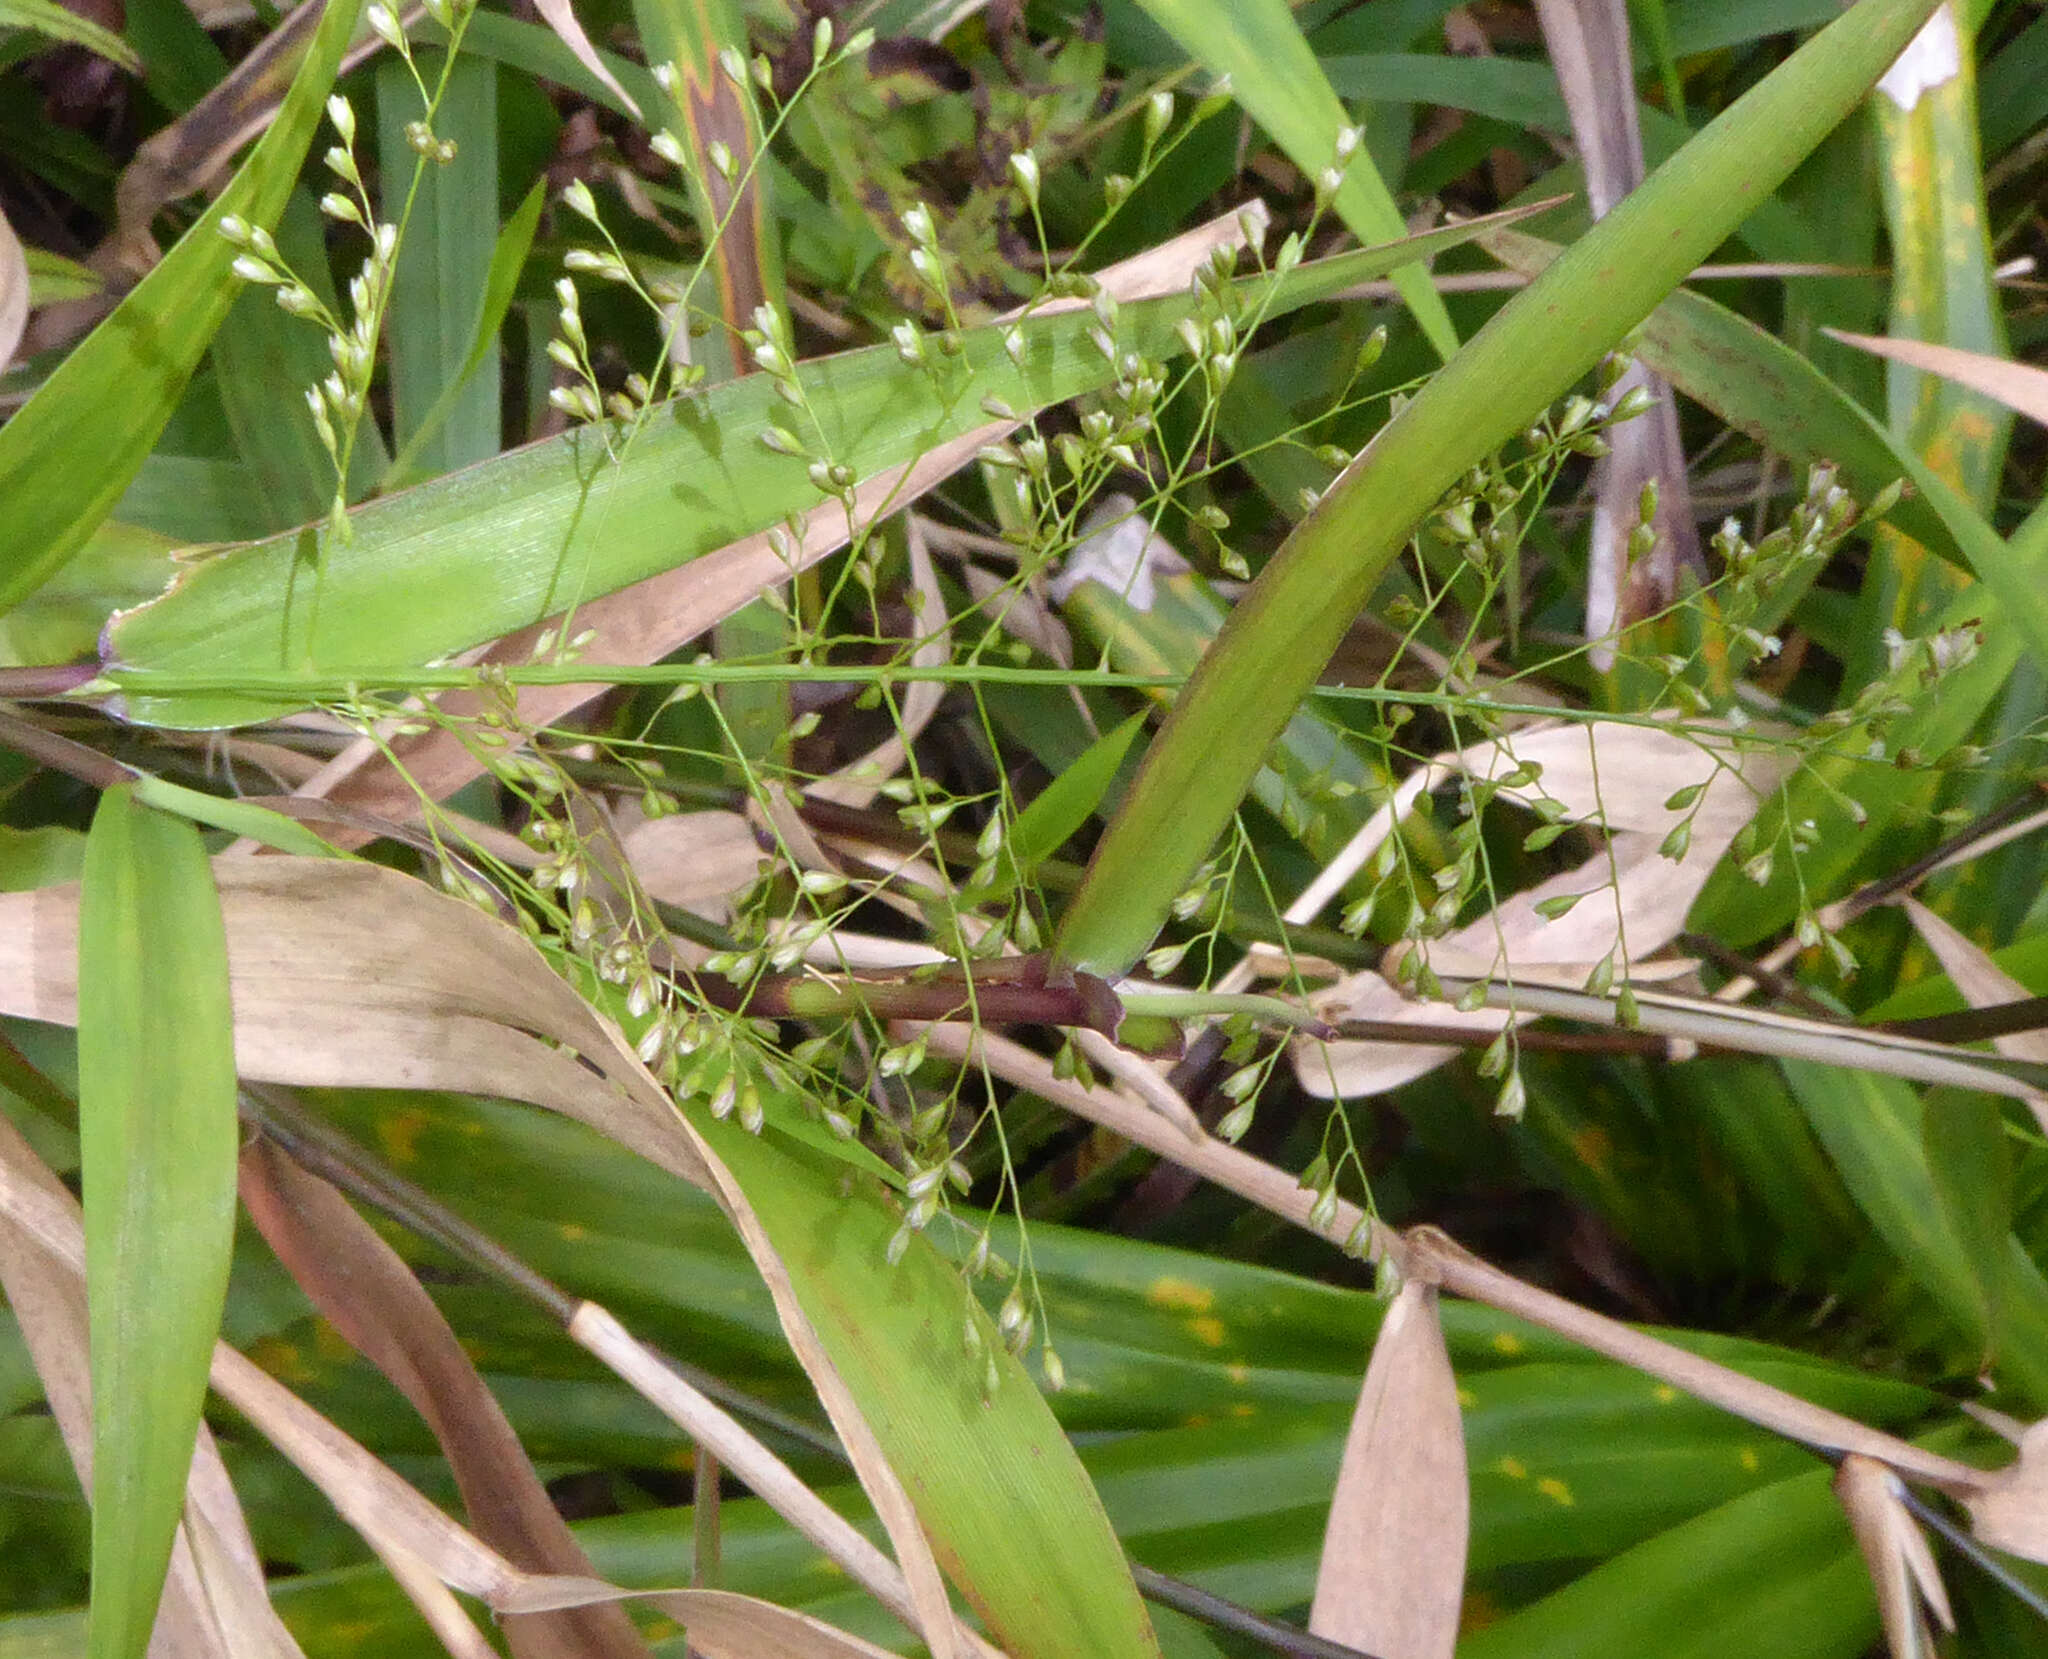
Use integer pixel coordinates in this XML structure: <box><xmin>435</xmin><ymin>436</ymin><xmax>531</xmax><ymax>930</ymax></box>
<box><xmin>1496</xmin><ymin>1456</ymin><xmax>1527</xmax><ymax>1480</ymax></box>
<box><xmin>376</xmin><ymin>1107</ymin><xmax>430</xmax><ymax>1165</ymax></box>
<box><xmin>1491</xmin><ymin>1331</ymin><xmax>1523</xmax><ymax>1356</ymax></box>
<box><xmin>1182</xmin><ymin>1412</ymin><xmax>1211</xmax><ymax>1428</ymax></box>
<box><xmin>249</xmin><ymin>1338</ymin><xmax>314</xmax><ymax>1385</ymax></box>
<box><xmin>1653</xmin><ymin>1384</ymin><xmax>1678</xmax><ymax>1404</ymax></box>
<box><xmin>1538</xmin><ymin>1477</ymin><xmax>1574</xmax><ymax>1507</ymax></box>
<box><xmin>1146</xmin><ymin>1276</ymin><xmax>1215</xmax><ymax>1314</ymax></box>
<box><xmin>1187</xmin><ymin>1314</ymin><xmax>1226</xmax><ymax>1348</ymax></box>
<box><xmin>668</xmin><ymin>1446</ymin><xmax>696</xmax><ymax>1471</ymax></box>
<box><xmin>1571</xmin><ymin>1124</ymin><xmax>1612</xmax><ymax>1174</ymax></box>
<box><xmin>311</xmin><ymin>1318</ymin><xmax>354</xmax><ymax>1363</ymax></box>
<box><xmin>1457</xmin><ymin>1387</ymin><xmax>1476</xmax><ymax>1409</ymax></box>
<box><xmin>1739</xmin><ymin>1446</ymin><xmax>1760</xmax><ymax>1472</ymax></box>
<box><xmin>1227</xmin><ymin>1363</ymin><xmax>1250</xmax><ymax>1385</ymax></box>
<box><xmin>641</xmin><ymin>1618</ymin><xmax>679</xmax><ymax>1641</ymax></box>
<box><xmin>560</xmin><ymin>1222</ymin><xmax>587</xmax><ymax>1242</ymax></box>
<box><xmin>1231</xmin><ymin>1402</ymin><xmax>1256</xmax><ymax>1418</ymax></box>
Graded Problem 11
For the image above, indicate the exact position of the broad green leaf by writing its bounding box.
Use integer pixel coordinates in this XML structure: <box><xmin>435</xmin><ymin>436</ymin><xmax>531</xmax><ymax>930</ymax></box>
<box><xmin>23</xmin><ymin>245</ymin><xmax>102</xmax><ymax>308</ymax></box>
<box><xmin>1921</xmin><ymin>1089</ymin><xmax>2014</xmax><ymax>1367</ymax></box>
<box><xmin>0</xmin><ymin>0</ymin><xmax>140</xmax><ymax>71</ymax></box>
<box><xmin>1053</xmin><ymin>0</ymin><xmax>1951</xmax><ymax>978</ymax></box>
<box><xmin>78</xmin><ymin>787</ymin><xmax>238</xmax><ymax>1659</ymax></box>
<box><xmin>382</xmin><ymin>176</ymin><xmax>546</xmax><ymax>491</ymax></box>
<box><xmin>1127</xmin><ymin>0</ymin><xmax>1458</xmax><ymax>358</ymax></box>
<box><xmin>687</xmin><ymin>1111</ymin><xmax>1162</xmax><ymax>1659</ymax></box>
<box><xmin>0</xmin><ymin>0</ymin><xmax>364</xmax><ymax>615</ymax></box>
<box><xmin>1854</xmin><ymin>0</ymin><xmax>2008</xmax><ymax>690</ymax></box>
<box><xmin>1459</xmin><ymin>1466</ymin><xmax>1874</xmax><ymax>1659</ymax></box>
<box><xmin>100</xmin><ymin>208</ymin><xmax>1539</xmax><ymax>729</ymax></box>
<box><xmin>377</xmin><ymin>50</ymin><xmax>502</xmax><ymax>479</ymax></box>
<box><xmin>0</xmin><ymin>521</ymin><xmax>178</xmax><ymax>667</ymax></box>
<box><xmin>1007</xmin><ymin>709</ymin><xmax>1149</xmax><ymax>878</ymax></box>
<box><xmin>0</xmin><ymin>824</ymin><xmax>85</xmax><ymax>891</ymax></box>
<box><xmin>1785</xmin><ymin>1060</ymin><xmax>2048</xmax><ymax>1406</ymax></box>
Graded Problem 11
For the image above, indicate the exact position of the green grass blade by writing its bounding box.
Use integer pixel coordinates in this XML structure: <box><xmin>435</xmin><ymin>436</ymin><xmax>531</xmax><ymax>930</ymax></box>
<box><xmin>210</xmin><ymin>188</ymin><xmax>386</xmax><ymax>529</ymax></box>
<box><xmin>1007</xmin><ymin>709</ymin><xmax>1148</xmax><ymax>879</ymax></box>
<box><xmin>1785</xmin><ymin>1061</ymin><xmax>2048</xmax><ymax>1406</ymax></box>
<box><xmin>1690</xmin><ymin>500</ymin><xmax>2048</xmax><ymax>945</ymax></box>
<box><xmin>78</xmin><ymin>787</ymin><xmax>238</xmax><ymax>1659</ymax></box>
<box><xmin>1053</xmin><ymin>0</ymin><xmax>1948</xmax><ymax>978</ymax></box>
<box><xmin>0</xmin><ymin>0</ymin><xmax>141</xmax><ymax>71</ymax></box>
<box><xmin>691</xmin><ymin>1112</ymin><xmax>1162</xmax><ymax>1659</ymax></box>
<box><xmin>382</xmin><ymin>175</ymin><xmax>545</xmax><ymax>491</ymax></box>
<box><xmin>1128</xmin><ymin>0</ymin><xmax>1458</xmax><ymax>359</ymax></box>
<box><xmin>1459</xmin><ymin>1467</ymin><xmax>1874</xmax><ymax>1659</ymax></box>
<box><xmin>1921</xmin><ymin>1088</ymin><xmax>2015</xmax><ymax>1369</ymax></box>
<box><xmin>99</xmin><ymin>210</ymin><xmax>1531</xmax><ymax>729</ymax></box>
<box><xmin>377</xmin><ymin>49</ymin><xmax>502</xmax><ymax>478</ymax></box>
<box><xmin>0</xmin><ymin>0</ymin><xmax>364</xmax><ymax>615</ymax></box>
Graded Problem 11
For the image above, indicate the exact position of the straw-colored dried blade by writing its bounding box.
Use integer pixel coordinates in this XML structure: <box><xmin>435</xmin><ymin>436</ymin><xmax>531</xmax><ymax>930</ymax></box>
<box><xmin>239</xmin><ymin>1138</ymin><xmax>654</xmax><ymax>1659</ymax></box>
<box><xmin>1835</xmin><ymin>1453</ymin><xmax>1953</xmax><ymax>1658</ymax></box>
<box><xmin>1531</xmin><ymin>0</ymin><xmax>1700</xmax><ymax>656</ymax></box>
<box><xmin>1308</xmin><ymin>1280</ymin><xmax>1468</xmax><ymax>1659</ymax></box>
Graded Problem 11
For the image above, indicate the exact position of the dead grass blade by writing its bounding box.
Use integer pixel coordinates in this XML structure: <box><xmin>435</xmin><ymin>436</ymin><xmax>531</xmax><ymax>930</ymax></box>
<box><xmin>238</xmin><ymin>1137</ymin><xmax>654</xmax><ymax>1659</ymax></box>
<box><xmin>1298</xmin><ymin>720</ymin><xmax>1788</xmax><ymax>1097</ymax></box>
<box><xmin>0</xmin><ymin>204</ymin><xmax>26</xmax><ymax>371</ymax></box>
<box><xmin>1309</xmin><ymin>1281</ymin><xmax>1467</xmax><ymax>1659</ymax></box>
<box><xmin>0</xmin><ymin>857</ymin><xmax>967</xmax><ymax>1658</ymax></box>
<box><xmin>530</xmin><ymin>0</ymin><xmax>641</xmax><ymax>118</ymax></box>
<box><xmin>622</xmin><ymin>810</ymin><xmax>764</xmax><ymax>921</ymax></box>
<box><xmin>0</xmin><ymin>1096</ymin><xmax>947</xmax><ymax>1655</ymax></box>
<box><xmin>916</xmin><ymin>1026</ymin><xmax>2007</xmax><ymax>1510</ymax></box>
<box><xmin>1836</xmin><ymin>1453</ymin><xmax>1954</xmax><ymax>1658</ymax></box>
<box><xmin>1899</xmin><ymin>895</ymin><xmax>2048</xmax><ymax>1134</ymax></box>
<box><xmin>1825</xmin><ymin>329</ymin><xmax>2048</xmax><ymax>428</ymax></box>
<box><xmin>0</xmin><ymin>1109</ymin><xmax>297</xmax><ymax>1659</ymax></box>
<box><xmin>569</xmin><ymin>1303</ymin><xmax>1003</xmax><ymax>1658</ymax></box>
<box><xmin>1531</xmin><ymin>0</ymin><xmax>1699</xmax><ymax>660</ymax></box>
<box><xmin>1961</xmin><ymin>1419</ymin><xmax>2048</xmax><ymax>1565</ymax></box>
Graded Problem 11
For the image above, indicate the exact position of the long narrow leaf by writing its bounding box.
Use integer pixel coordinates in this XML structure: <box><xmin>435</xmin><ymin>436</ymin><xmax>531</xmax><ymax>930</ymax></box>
<box><xmin>78</xmin><ymin>787</ymin><xmax>238</xmax><ymax>1659</ymax></box>
<box><xmin>100</xmin><ymin>207</ymin><xmax>1540</xmax><ymax>730</ymax></box>
<box><xmin>0</xmin><ymin>0</ymin><xmax>364</xmax><ymax>613</ymax></box>
<box><xmin>1127</xmin><ymin>0</ymin><xmax>1457</xmax><ymax>358</ymax></box>
<box><xmin>1055</xmin><ymin>0</ymin><xmax>1948</xmax><ymax>978</ymax></box>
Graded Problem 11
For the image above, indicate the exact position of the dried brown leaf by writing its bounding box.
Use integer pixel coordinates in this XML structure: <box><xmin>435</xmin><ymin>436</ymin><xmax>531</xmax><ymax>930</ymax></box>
<box><xmin>0</xmin><ymin>859</ymin><xmax>966</xmax><ymax>1657</ymax></box>
<box><xmin>0</xmin><ymin>1109</ymin><xmax>947</xmax><ymax>1657</ymax></box>
<box><xmin>530</xmin><ymin>0</ymin><xmax>641</xmax><ymax>119</ymax></box>
<box><xmin>1963</xmin><ymin>1418</ymin><xmax>2048</xmax><ymax>1564</ymax></box>
<box><xmin>1827</xmin><ymin>329</ymin><xmax>2048</xmax><ymax>429</ymax></box>
<box><xmin>622</xmin><ymin>810</ymin><xmax>765</xmax><ymax>921</ymax></box>
<box><xmin>239</xmin><ymin>1139</ymin><xmax>653</xmax><ymax>1659</ymax></box>
<box><xmin>1899</xmin><ymin>896</ymin><xmax>2048</xmax><ymax>1135</ymax></box>
<box><xmin>0</xmin><ymin>204</ymin><xmax>26</xmax><ymax>372</ymax></box>
<box><xmin>1309</xmin><ymin>1280</ymin><xmax>1467</xmax><ymax>1659</ymax></box>
<box><xmin>1298</xmin><ymin>723</ymin><xmax>1786</xmax><ymax>1097</ymax></box>
<box><xmin>0</xmin><ymin>1110</ymin><xmax>295</xmax><ymax>1659</ymax></box>
<box><xmin>1835</xmin><ymin>1453</ymin><xmax>1953</xmax><ymax>1659</ymax></box>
